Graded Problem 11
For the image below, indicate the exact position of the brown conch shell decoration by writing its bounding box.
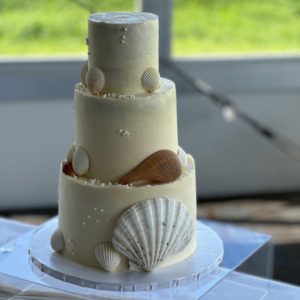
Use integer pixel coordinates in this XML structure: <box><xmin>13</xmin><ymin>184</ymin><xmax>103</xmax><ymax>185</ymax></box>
<box><xmin>62</xmin><ymin>161</ymin><xmax>76</xmax><ymax>177</ymax></box>
<box><xmin>118</xmin><ymin>150</ymin><xmax>182</xmax><ymax>185</ymax></box>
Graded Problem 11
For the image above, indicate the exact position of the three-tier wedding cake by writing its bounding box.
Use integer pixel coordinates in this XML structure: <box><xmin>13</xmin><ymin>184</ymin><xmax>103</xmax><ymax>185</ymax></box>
<box><xmin>50</xmin><ymin>12</ymin><xmax>197</xmax><ymax>273</ymax></box>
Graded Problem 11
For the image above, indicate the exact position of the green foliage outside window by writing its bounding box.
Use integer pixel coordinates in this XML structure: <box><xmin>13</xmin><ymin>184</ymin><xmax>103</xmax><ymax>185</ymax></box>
<box><xmin>0</xmin><ymin>0</ymin><xmax>300</xmax><ymax>56</ymax></box>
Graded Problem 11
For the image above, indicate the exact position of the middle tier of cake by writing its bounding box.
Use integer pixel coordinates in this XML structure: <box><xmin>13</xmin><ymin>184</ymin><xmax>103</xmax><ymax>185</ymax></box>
<box><xmin>74</xmin><ymin>78</ymin><xmax>178</xmax><ymax>182</ymax></box>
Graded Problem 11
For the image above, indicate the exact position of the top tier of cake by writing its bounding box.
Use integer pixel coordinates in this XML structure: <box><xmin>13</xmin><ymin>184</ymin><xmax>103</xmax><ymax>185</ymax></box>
<box><xmin>74</xmin><ymin>12</ymin><xmax>178</xmax><ymax>183</ymax></box>
<box><xmin>87</xmin><ymin>12</ymin><xmax>158</xmax><ymax>94</ymax></box>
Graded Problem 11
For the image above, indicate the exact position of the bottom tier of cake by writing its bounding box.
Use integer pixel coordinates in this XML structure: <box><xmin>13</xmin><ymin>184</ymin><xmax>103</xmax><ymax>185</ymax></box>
<box><xmin>53</xmin><ymin>155</ymin><xmax>197</xmax><ymax>272</ymax></box>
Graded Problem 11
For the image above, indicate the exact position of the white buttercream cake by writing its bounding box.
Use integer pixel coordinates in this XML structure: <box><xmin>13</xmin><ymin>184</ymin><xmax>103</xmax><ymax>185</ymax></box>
<box><xmin>51</xmin><ymin>12</ymin><xmax>197</xmax><ymax>273</ymax></box>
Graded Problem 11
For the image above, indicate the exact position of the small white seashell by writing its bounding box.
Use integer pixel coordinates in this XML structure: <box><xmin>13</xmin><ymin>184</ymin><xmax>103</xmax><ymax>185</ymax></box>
<box><xmin>66</xmin><ymin>144</ymin><xmax>75</xmax><ymax>162</ymax></box>
<box><xmin>142</xmin><ymin>67</ymin><xmax>160</xmax><ymax>93</ymax></box>
<box><xmin>112</xmin><ymin>197</ymin><xmax>193</xmax><ymax>271</ymax></box>
<box><xmin>51</xmin><ymin>229</ymin><xmax>65</xmax><ymax>253</ymax></box>
<box><xmin>72</xmin><ymin>146</ymin><xmax>89</xmax><ymax>176</ymax></box>
<box><xmin>177</xmin><ymin>146</ymin><xmax>188</xmax><ymax>168</ymax></box>
<box><xmin>95</xmin><ymin>242</ymin><xmax>121</xmax><ymax>272</ymax></box>
<box><xmin>80</xmin><ymin>62</ymin><xmax>88</xmax><ymax>86</ymax></box>
<box><xmin>86</xmin><ymin>66</ymin><xmax>105</xmax><ymax>94</ymax></box>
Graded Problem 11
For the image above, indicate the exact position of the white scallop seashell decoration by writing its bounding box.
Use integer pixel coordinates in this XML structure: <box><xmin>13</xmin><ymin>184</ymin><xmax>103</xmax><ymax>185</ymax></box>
<box><xmin>66</xmin><ymin>144</ymin><xmax>76</xmax><ymax>162</ymax></box>
<box><xmin>72</xmin><ymin>146</ymin><xmax>89</xmax><ymax>176</ymax></box>
<box><xmin>95</xmin><ymin>242</ymin><xmax>121</xmax><ymax>272</ymax></box>
<box><xmin>177</xmin><ymin>146</ymin><xmax>188</xmax><ymax>168</ymax></box>
<box><xmin>112</xmin><ymin>197</ymin><xmax>193</xmax><ymax>272</ymax></box>
<box><xmin>50</xmin><ymin>228</ymin><xmax>65</xmax><ymax>253</ymax></box>
<box><xmin>80</xmin><ymin>62</ymin><xmax>88</xmax><ymax>86</ymax></box>
<box><xmin>142</xmin><ymin>67</ymin><xmax>160</xmax><ymax>93</ymax></box>
<box><xmin>86</xmin><ymin>66</ymin><xmax>105</xmax><ymax>95</ymax></box>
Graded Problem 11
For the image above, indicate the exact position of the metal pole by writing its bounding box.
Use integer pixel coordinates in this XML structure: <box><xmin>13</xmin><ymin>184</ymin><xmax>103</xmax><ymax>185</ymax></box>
<box><xmin>138</xmin><ymin>0</ymin><xmax>172</xmax><ymax>60</ymax></box>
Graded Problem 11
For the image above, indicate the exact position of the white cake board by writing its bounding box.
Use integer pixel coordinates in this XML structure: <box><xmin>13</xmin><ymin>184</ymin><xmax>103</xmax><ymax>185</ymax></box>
<box><xmin>28</xmin><ymin>218</ymin><xmax>223</xmax><ymax>292</ymax></box>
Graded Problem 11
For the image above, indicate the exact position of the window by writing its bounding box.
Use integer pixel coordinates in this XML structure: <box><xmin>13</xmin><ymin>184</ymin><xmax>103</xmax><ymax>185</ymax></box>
<box><xmin>2</xmin><ymin>1</ymin><xmax>299</xmax><ymax>57</ymax></box>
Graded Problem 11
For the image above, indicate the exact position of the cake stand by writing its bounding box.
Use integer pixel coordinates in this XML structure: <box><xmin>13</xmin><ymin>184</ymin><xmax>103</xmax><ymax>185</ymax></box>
<box><xmin>28</xmin><ymin>218</ymin><xmax>223</xmax><ymax>292</ymax></box>
<box><xmin>0</xmin><ymin>217</ymin><xmax>272</xmax><ymax>299</ymax></box>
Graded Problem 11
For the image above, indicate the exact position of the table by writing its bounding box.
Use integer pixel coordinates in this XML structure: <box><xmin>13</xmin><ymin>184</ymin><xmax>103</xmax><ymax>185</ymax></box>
<box><xmin>0</xmin><ymin>217</ymin><xmax>299</xmax><ymax>299</ymax></box>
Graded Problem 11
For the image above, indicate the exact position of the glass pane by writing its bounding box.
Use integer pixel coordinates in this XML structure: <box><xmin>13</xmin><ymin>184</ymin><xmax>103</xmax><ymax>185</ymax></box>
<box><xmin>173</xmin><ymin>0</ymin><xmax>300</xmax><ymax>56</ymax></box>
<box><xmin>0</xmin><ymin>0</ymin><xmax>134</xmax><ymax>56</ymax></box>
<box><xmin>3</xmin><ymin>1</ymin><xmax>299</xmax><ymax>56</ymax></box>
